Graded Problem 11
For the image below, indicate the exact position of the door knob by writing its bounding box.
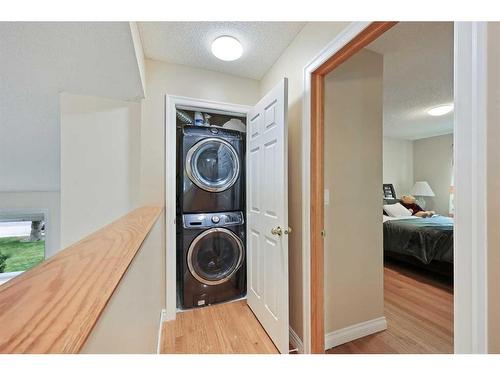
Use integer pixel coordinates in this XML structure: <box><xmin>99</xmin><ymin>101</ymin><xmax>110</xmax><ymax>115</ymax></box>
<box><xmin>271</xmin><ymin>226</ymin><xmax>292</xmax><ymax>236</ymax></box>
<box><xmin>271</xmin><ymin>226</ymin><xmax>283</xmax><ymax>236</ymax></box>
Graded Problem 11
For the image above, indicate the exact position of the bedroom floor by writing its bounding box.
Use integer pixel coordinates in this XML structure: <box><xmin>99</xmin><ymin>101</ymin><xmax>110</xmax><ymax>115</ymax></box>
<box><xmin>327</xmin><ymin>261</ymin><xmax>453</xmax><ymax>354</ymax></box>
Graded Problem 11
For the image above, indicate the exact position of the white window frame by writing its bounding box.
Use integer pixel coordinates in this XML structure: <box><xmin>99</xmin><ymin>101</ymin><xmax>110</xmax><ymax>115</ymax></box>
<box><xmin>0</xmin><ymin>208</ymin><xmax>49</xmax><ymax>283</ymax></box>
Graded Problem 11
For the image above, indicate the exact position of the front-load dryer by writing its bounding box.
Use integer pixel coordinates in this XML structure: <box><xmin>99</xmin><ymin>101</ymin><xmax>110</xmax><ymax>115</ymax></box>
<box><xmin>177</xmin><ymin>125</ymin><xmax>245</xmax><ymax>214</ymax></box>
<box><xmin>178</xmin><ymin>211</ymin><xmax>246</xmax><ymax>309</ymax></box>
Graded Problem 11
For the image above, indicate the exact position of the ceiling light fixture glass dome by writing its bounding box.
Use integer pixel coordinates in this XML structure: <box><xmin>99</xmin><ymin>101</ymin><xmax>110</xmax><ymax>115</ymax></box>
<box><xmin>211</xmin><ymin>36</ymin><xmax>243</xmax><ymax>61</ymax></box>
<box><xmin>427</xmin><ymin>104</ymin><xmax>454</xmax><ymax>116</ymax></box>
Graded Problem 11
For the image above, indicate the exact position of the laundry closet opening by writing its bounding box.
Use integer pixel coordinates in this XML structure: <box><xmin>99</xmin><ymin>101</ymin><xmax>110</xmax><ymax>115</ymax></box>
<box><xmin>165</xmin><ymin>79</ymin><xmax>290</xmax><ymax>354</ymax></box>
<box><xmin>175</xmin><ymin>106</ymin><xmax>247</xmax><ymax>310</ymax></box>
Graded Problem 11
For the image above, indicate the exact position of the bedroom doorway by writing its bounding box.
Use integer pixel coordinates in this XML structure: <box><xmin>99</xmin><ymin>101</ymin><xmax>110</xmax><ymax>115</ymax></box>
<box><xmin>302</xmin><ymin>22</ymin><xmax>487</xmax><ymax>354</ymax></box>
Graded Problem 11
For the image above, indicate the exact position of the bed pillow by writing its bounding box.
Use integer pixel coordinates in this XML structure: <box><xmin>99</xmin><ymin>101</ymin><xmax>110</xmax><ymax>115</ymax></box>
<box><xmin>383</xmin><ymin>202</ymin><xmax>412</xmax><ymax>218</ymax></box>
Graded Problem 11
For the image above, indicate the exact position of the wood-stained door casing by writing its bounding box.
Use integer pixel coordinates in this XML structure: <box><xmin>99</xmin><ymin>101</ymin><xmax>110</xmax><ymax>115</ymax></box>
<box><xmin>309</xmin><ymin>21</ymin><xmax>397</xmax><ymax>354</ymax></box>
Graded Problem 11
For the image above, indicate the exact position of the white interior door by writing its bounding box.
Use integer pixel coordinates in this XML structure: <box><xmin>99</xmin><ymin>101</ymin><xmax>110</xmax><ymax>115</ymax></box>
<box><xmin>246</xmin><ymin>78</ymin><xmax>289</xmax><ymax>353</ymax></box>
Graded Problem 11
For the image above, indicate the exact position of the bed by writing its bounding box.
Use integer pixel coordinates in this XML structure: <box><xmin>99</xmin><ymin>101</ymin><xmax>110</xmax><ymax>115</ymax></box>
<box><xmin>383</xmin><ymin>199</ymin><xmax>454</xmax><ymax>275</ymax></box>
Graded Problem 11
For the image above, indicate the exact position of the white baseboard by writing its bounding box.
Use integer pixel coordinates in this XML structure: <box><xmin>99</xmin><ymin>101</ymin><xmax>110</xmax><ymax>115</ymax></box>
<box><xmin>324</xmin><ymin>316</ymin><xmax>387</xmax><ymax>351</ymax></box>
<box><xmin>156</xmin><ymin>309</ymin><xmax>167</xmax><ymax>354</ymax></box>
<box><xmin>289</xmin><ymin>326</ymin><xmax>304</xmax><ymax>354</ymax></box>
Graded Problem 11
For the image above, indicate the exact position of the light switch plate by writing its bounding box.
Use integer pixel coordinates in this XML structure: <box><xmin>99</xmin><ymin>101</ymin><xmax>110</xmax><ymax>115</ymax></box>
<box><xmin>324</xmin><ymin>189</ymin><xmax>330</xmax><ymax>205</ymax></box>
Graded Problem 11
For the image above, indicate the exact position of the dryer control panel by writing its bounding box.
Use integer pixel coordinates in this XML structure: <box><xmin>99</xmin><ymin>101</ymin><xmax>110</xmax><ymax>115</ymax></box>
<box><xmin>183</xmin><ymin>211</ymin><xmax>244</xmax><ymax>228</ymax></box>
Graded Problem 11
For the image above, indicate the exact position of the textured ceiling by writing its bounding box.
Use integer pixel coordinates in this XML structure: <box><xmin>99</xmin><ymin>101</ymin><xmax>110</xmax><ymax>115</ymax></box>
<box><xmin>366</xmin><ymin>22</ymin><xmax>454</xmax><ymax>140</ymax></box>
<box><xmin>138</xmin><ymin>22</ymin><xmax>306</xmax><ymax>80</ymax></box>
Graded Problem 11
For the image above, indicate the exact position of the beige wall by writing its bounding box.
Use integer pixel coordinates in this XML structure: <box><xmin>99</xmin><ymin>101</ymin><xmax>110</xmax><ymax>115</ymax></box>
<box><xmin>60</xmin><ymin>93</ymin><xmax>141</xmax><ymax>247</ymax></box>
<box><xmin>140</xmin><ymin>59</ymin><xmax>259</xmax><ymax>319</ymax></box>
<box><xmin>487</xmin><ymin>22</ymin><xmax>500</xmax><ymax>354</ymax></box>
<box><xmin>323</xmin><ymin>49</ymin><xmax>384</xmax><ymax>334</ymax></box>
<box><xmin>413</xmin><ymin>134</ymin><xmax>453</xmax><ymax>215</ymax></box>
<box><xmin>383</xmin><ymin>137</ymin><xmax>414</xmax><ymax>196</ymax></box>
<box><xmin>259</xmin><ymin>22</ymin><xmax>350</xmax><ymax>339</ymax></box>
<box><xmin>82</xmin><ymin>213</ymin><xmax>165</xmax><ymax>353</ymax></box>
<box><xmin>140</xmin><ymin>59</ymin><xmax>260</xmax><ymax>207</ymax></box>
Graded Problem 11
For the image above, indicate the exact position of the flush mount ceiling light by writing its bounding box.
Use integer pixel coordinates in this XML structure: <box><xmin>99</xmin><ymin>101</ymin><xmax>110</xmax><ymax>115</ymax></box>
<box><xmin>427</xmin><ymin>104</ymin><xmax>454</xmax><ymax>116</ymax></box>
<box><xmin>211</xmin><ymin>36</ymin><xmax>243</xmax><ymax>61</ymax></box>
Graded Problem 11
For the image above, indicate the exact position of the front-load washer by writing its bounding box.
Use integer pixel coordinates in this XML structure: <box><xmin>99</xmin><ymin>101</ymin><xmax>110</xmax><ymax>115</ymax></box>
<box><xmin>178</xmin><ymin>211</ymin><xmax>246</xmax><ymax>309</ymax></box>
<box><xmin>177</xmin><ymin>125</ymin><xmax>245</xmax><ymax>214</ymax></box>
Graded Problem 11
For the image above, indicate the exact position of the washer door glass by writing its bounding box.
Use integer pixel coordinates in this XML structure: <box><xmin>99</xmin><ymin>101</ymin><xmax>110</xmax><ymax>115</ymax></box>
<box><xmin>187</xmin><ymin>228</ymin><xmax>244</xmax><ymax>286</ymax></box>
<box><xmin>186</xmin><ymin>138</ymin><xmax>240</xmax><ymax>192</ymax></box>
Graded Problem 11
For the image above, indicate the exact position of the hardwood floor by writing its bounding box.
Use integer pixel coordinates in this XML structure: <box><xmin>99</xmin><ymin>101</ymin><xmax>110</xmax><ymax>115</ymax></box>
<box><xmin>327</xmin><ymin>262</ymin><xmax>454</xmax><ymax>354</ymax></box>
<box><xmin>161</xmin><ymin>262</ymin><xmax>452</xmax><ymax>354</ymax></box>
<box><xmin>160</xmin><ymin>299</ymin><xmax>278</xmax><ymax>354</ymax></box>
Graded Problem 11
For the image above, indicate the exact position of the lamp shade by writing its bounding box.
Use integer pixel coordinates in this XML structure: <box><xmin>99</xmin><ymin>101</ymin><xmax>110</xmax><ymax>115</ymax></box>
<box><xmin>410</xmin><ymin>181</ymin><xmax>435</xmax><ymax>197</ymax></box>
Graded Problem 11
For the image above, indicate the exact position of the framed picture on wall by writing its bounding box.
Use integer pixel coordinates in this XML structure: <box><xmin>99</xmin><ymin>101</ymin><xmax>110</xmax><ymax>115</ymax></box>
<box><xmin>383</xmin><ymin>184</ymin><xmax>396</xmax><ymax>199</ymax></box>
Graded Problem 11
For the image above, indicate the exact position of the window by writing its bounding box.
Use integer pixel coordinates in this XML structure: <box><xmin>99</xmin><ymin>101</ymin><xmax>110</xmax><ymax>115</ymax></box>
<box><xmin>0</xmin><ymin>210</ymin><xmax>46</xmax><ymax>283</ymax></box>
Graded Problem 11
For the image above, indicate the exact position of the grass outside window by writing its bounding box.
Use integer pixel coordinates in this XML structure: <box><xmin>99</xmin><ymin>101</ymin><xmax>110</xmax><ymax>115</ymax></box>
<box><xmin>0</xmin><ymin>237</ymin><xmax>45</xmax><ymax>273</ymax></box>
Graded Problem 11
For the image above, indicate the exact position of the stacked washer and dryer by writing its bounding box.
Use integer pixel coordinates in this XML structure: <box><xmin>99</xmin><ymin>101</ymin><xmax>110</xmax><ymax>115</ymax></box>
<box><xmin>176</xmin><ymin>114</ymin><xmax>246</xmax><ymax>309</ymax></box>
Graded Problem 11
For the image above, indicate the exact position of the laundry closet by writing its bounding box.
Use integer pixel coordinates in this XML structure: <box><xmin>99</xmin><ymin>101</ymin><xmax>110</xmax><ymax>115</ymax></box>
<box><xmin>166</xmin><ymin>78</ymin><xmax>290</xmax><ymax>353</ymax></box>
<box><xmin>175</xmin><ymin>108</ymin><xmax>247</xmax><ymax>309</ymax></box>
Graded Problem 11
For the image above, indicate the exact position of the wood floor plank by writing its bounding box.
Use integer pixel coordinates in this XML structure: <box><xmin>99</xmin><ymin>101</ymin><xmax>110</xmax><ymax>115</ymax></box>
<box><xmin>327</xmin><ymin>262</ymin><xmax>453</xmax><ymax>354</ymax></box>
<box><xmin>160</xmin><ymin>299</ymin><xmax>278</xmax><ymax>354</ymax></box>
<box><xmin>161</xmin><ymin>320</ymin><xmax>176</xmax><ymax>354</ymax></box>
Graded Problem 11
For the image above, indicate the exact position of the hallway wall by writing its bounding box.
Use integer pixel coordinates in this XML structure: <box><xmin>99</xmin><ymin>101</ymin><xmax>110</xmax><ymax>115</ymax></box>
<box><xmin>323</xmin><ymin>49</ymin><xmax>384</xmax><ymax>335</ymax></box>
<box><xmin>60</xmin><ymin>93</ymin><xmax>141</xmax><ymax>247</ymax></box>
<box><xmin>139</xmin><ymin>59</ymin><xmax>260</xmax><ymax>207</ymax></box>
<box><xmin>487</xmin><ymin>21</ymin><xmax>500</xmax><ymax>354</ymax></box>
<box><xmin>259</xmin><ymin>21</ymin><xmax>350</xmax><ymax>340</ymax></box>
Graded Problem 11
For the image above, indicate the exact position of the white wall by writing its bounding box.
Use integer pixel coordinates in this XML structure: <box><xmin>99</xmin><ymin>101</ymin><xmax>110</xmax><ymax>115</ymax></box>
<box><xmin>140</xmin><ymin>59</ymin><xmax>260</xmax><ymax>206</ymax></box>
<box><xmin>0</xmin><ymin>22</ymin><xmax>144</xmax><ymax>193</ymax></box>
<box><xmin>259</xmin><ymin>22</ymin><xmax>350</xmax><ymax>339</ymax></box>
<box><xmin>324</xmin><ymin>49</ymin><xmax>384</xmax><ymax>335</ymax></box>
<box><xmin>60</xmin><ymin>94</ymin><xmax>141</xmax><ymax>247</ymax></box>
<box><xmin>413</xmin><ymin>134</ymin><xmax>453</xmax><ymax>215</ymax></box>
<box><xmin>0</xmin><ymin>23</ymin><xmax>145</xmax><ymax>256</ymax></box>
<box><xmin>82</xmin><ymin>213</ymin><xmax>165</xmax><ymax>354</ymax></box>
<box><xmin>383</xmin><ymin>137</ymin><xmax>414</xmax><ymax>196</ymax></box>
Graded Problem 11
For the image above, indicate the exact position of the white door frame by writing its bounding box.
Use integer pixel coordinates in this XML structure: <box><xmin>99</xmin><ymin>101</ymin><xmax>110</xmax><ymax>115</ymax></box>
<box><xmin>164</xmin><ymin>95</ymin><xmax>250</xmax><ymax>320</ymax></box>
<box><xmin>301</xmin><ymin>22</ymin><xmax>488</xmax><ymax>354</ymax></box>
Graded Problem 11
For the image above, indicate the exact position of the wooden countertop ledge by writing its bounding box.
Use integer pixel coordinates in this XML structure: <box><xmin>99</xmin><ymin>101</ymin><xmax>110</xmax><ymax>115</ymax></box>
<box><xmin>0</xmin><ymin>206</ymin><xmax>163</xmax><ymax>354</ymax></box>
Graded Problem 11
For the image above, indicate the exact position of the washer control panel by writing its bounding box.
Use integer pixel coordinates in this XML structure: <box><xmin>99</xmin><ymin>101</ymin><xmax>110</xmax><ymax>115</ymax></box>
<box><xmin>183</xmin><ymin>211</ymin><xmax>244</xmax><ymax>228</ymax></box>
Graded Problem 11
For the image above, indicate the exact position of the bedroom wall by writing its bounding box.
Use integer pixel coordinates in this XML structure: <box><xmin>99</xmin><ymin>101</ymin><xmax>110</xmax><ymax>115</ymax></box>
<box><xmin>383</xmin><ymin>137</ymin><xmax>414</xmax><ymax>196</ymax></box>
<box><xmin>323</xmin><ymin>49</ymin><xmax>384</xmax><ymax>337</ymax></box>
<box><xmin>259</xmin><ymin>21</ymin><xmax>350</xmax><ymax>340</ymax></box>
<box><xmin>413</xmin><ymin>134</ymin><xmax>453</xmax><ymax>215</ymax></box>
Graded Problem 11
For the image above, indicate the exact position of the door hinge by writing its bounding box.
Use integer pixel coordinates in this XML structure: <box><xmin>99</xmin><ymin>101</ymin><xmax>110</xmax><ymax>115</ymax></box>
<box><xmin>321</xmin><ymin>229</ymin><xmax>326</xmax><ymax>238</ymax></box>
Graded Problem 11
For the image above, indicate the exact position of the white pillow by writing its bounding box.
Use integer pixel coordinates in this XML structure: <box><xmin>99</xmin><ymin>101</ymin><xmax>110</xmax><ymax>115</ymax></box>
<box><xmin>383</xmin><ymin>203</ymin><xmax>412</xmax><ymax>218</ymax></box>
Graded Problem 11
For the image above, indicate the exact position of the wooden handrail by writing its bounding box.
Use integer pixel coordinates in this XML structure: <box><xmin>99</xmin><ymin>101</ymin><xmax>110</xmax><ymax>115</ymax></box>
<box><xmin>0</xmin><ymin>206</ymin><xmax>163</xmax><ymax>353</ymax></box>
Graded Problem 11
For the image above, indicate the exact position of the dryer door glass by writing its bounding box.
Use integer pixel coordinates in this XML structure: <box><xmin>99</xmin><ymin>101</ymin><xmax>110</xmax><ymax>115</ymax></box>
<box><xmin>186</xmin><ymin>138</ymin><xmax>240</xmax><ymax>192</ymax></box>
<box><xmin>187</xmin><ymin>228</ymin><xmax>244</xmax><ymax>286</ymax></box>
